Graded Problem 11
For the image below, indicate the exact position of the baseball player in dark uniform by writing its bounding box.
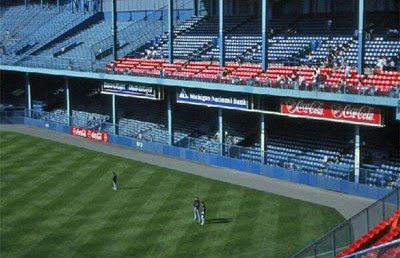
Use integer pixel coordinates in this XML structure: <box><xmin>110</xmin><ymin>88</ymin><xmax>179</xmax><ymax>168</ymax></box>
<box><xmin>193</xmin><ymin>197</ymin><xmax>200</xmax><ymax>222</ymax></box>
<box><xmin>112</xmin><ymin>172</ymin><xmax>118</xmax><ymax>190</ymax></box>
<box><xmin>200</xmin><ymin>201</ymin><xmax>207</xmax><ymax>226</ymax></box>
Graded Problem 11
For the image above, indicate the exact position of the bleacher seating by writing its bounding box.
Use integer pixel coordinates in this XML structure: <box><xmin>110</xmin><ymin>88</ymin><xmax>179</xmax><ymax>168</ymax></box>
<box><xmin>0</xmin><ymin>5</ymin><xmax>93</xmax><ymax>63</ymax></box>
<box><xmin>337</xmin><ymin>210</ymin><xmax>400</xmax><ymax>258</ymax></box>
<box><xmin>107</xmin><ymin>58</ymin><xmax>400</xmax><ymax>96</ymax></box>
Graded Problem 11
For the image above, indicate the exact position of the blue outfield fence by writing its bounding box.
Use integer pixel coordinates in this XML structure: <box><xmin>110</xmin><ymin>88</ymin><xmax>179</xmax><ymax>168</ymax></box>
<box><xmin>9</xmin><ymin>111</ymin><xmax>392</xmax><ymax>200</ymax></box>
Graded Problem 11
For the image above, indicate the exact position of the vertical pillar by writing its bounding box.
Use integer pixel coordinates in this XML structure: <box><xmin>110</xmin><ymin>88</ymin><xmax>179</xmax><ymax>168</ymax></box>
<box><xmin>260</xmin><ymin>113</ymin><xmax>265</xmax><ymax>163</ymax></box>
<box><xmin>25</xmin><ymin>73</ymin><xmax>31</xmax><ymax>117</ymax></box>
<box><xmin>167</xmin><ymin>93</ymin><xmax>174</xmax><ymax>145</ymax></box>
<box><xmin>357</xmin><ymin>0</ymin><xmax>365</xmax><ymax>74</ymax></box>
<box><xmin>354</xmin><ymin>125</ymin><xmax>361</xmax><ymax>183</ymax></box>
<box><xmin>261</xmin><ymin>0</ymin><xmax>268</xmax><ymax>71</ymax></box>
<box><xmin>112</xmin><ymin>94</ymin><xmax>117</xmax><ymax>134</ymax></box>
<box><xmin>57</xmin><ymin>0</ymin><xmax>60</xmax><ymax>12</ymax></box>
<box><xmin>111</xmin><ymin>0</ymin><xmax>118</xmax><ymax>61</ymax></box>
<box><xmin>218</xmin><ymin>108</ymin><xmax>224</xmax><ymax>156</ymax></box>
<box><xmin>218</xmin><ymin>0</ymin><xmax>225</xmax><ymax>67</ymax></box>
<box><xmin>193</xmin><ymin>0</ymin><xmax>199</xmax><ymax>16</ymax></box>
<box><xmin>40</xmin><ymin>0</ymin><xmax>43</xmax><ymax>8</ymax></box>
<box><xmin>168</xmin><ymin>0</ymin><xmax>174</xmax><ymax>63</ymax></box>
<box><xmin>65</xmin><ymin>77</ymin><xmax>71</xmax><ymax>125</ymax></box>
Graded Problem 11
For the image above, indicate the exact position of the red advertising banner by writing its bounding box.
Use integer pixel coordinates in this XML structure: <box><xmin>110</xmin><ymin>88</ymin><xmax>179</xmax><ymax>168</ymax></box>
<box><xmin>70</xmin><ymin>127</ymin><xmax>109</xmax><ymax>142</ymax></box>
<box><xmin>281</xmin><ymin>99</ymin><xmax>382</xmax><ymax>125</ymax></box>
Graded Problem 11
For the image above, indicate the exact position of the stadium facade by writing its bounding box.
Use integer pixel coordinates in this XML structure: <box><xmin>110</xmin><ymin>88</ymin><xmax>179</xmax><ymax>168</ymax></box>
<box><xmin>1</xmin><ymin>0</ymin><xmax>399</xmax><ymax>201</ymax></box>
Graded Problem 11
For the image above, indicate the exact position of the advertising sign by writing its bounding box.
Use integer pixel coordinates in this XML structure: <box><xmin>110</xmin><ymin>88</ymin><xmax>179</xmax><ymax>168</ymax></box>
<box><xmin>70</xmin><ymin>126</ymin><xmax>109</xmax><ymax>142</ymax></box>
<box><xmin>281</xmin><ymin>99</ymin><xmax>382</xmax><ymax>125</ymax></box>
<box><xmin>102</xmin><ymin>82</ymin><xmax>159</xmax><ymax>100</ymax></box>
<box><xmin>176</xmin><ymin>88</ymin><xmax>248</xmax><ymax>110</ymax></box>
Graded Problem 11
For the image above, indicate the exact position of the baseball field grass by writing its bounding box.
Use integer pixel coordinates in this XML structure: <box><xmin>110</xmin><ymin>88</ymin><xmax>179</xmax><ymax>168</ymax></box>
<box><xmin>0</xmin><ymin>131</ymin><xmax>344</xmax><ymax>258</ymax></box>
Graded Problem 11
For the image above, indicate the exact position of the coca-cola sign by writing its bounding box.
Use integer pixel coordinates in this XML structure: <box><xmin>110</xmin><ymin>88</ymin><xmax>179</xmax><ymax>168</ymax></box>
<box><xmin>70</xmin><ymin>127</ymin><xmax>109</xmax><ymax>142</ymax></box>
<box><xmin>281</xmin><ymin>99</ymin><xmax>382</xmax><ymax>125</ymax></box>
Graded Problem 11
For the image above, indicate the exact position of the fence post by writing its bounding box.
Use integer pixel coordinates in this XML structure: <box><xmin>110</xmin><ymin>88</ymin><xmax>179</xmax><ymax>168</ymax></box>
<box><xmin>332</xmin><ymin>229</ymin><xmax>336</xmax><ymax>256</ymax></box>
<box><xmin>382</xmin><ymin>198</ymin><xmax>385</xmax><ymax>220</ymax></box>
<box><xmin>314</xmin><ymin>243</ymin><xmax>317</xmax><ymax>258</ymax></box>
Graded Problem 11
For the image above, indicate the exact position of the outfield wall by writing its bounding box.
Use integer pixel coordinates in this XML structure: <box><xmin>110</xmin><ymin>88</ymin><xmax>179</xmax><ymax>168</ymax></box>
<box><xmin>23</xmin><ymin>117</ymin><xmax>392</xmax><ymax>200</ymax></box>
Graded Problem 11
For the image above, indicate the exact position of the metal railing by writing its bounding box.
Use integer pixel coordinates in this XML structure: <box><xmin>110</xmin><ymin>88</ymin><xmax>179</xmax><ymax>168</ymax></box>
<box><xmin>292</xmin><ymin>188</ymin><xmax>400</xmax><ymax>258</ymax></box>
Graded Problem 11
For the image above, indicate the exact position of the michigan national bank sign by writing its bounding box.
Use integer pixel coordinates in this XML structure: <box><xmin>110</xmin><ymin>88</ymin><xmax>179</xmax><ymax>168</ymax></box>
<box><xmin>176</xmin><ymin>88</ymin><xmax>249</xmax><ymax>110</ymax></box>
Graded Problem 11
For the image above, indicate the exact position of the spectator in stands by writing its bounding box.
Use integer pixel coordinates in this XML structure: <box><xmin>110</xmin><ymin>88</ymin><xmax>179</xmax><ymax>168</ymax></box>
<box><xmin>344</xmin><ymin>64</ymin><xmax>351</xmax><ymax>78</ymax></box>
<box><xmin>327</xmin><ymin>19</ymin><xmax>333</xmax><ymax>32</ymax></box>
<box><xmin>395</xmin><ymin>53</ymin><xmax>400</xmax><ymax>71</ymax></box>
<box><xmin>254</xmin><ymin>76</ymin><xmax>261</xmax><ymax>87</ymax></box>
<box><xmin>339</xmin><ymin>78</ymin><xmax>347</xmax><ymax>94</ymax></box>
<box><xmin>145</xmin><ymin>49</ymin><xmax>152</xmax><ymax>59</ymax></box>
<box><xmin>222</xmin><ymin>67</ymin><xmax>228</xmax><ymax>77</ymax></box>
<box><xmin>298</xmin><ymin>75</ymin><xmax>306</xmax><ymax>90</ymax></box>
<box><xmin>68</xmin><ymin>60</ymin><xmax>73</xmax><ymax>70</ymax></box>
<box><xmin>151</xmin><ymin>49</ymin><xmax>157</xmax><ymax>59</ymax></box>
<box><xmin>353</xmin><ymin>30</ymin><xmax>359</xmax><ymax>41</ymax></box>
<box><xmin>265</xmin><ymin>78</ymin><xmax>272</xmax><ymax>87</ymax></box>
<box><xmin>368</xmin><ymin>85</ymin><xmax>376</xmax><ymax>96</ymax></box>
<box><xmin>247</xmin><ymin>76</ymin><xmax>254</xmax><ymax>86</ymax></box>
<box><xmin>388</xmin><ymin>58</ymin><xmax>396</xmax><ymax>71</ymax></box>
<box><xmin>359</xmin><ymin>80</ymin><xmax>367</xmax><ymax>95</ymax></box>
<box><xmin>159</xmin><ymin>67</ymin><xmax>165</xmax><ymax>78</ymax></box>
<box><xmin>376</xmin><ymin>57</ymin><xmax>387</xmax><ymax>71</ymax></box>
<box><xmin>312</xmin><ymin>72</ymin><xmax>324</xmax><ymax>91</ymax></box>
<box><xmin>214</xmin><ymin>131</ymin><xmax>219</xmax><ymax>141</ymax></box>
<box><xmin>275</xmin><ymin>75</ymin><xmax>283</xmax><ymax>87</ymax></box>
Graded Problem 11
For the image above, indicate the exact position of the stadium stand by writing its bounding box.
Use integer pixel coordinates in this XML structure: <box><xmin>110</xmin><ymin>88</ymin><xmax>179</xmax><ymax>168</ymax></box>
<box><xmin>0</xmin><ymin>2</ymin><xmax>399</xmax><ymax>191</ymax></box>
<box><xmin>106</xmin><ymin>58</ymin><xmax>400</xmax><ymax>96</ymax></box>
<box><xmin>336</xmin><ymin>209</ymin><xmax>400</xmax><ymax>258</ymax></box>
<box><xmin>1</xmin><ymin>5</ymin><xmax>94</xmax><ymax>63</ymax></box>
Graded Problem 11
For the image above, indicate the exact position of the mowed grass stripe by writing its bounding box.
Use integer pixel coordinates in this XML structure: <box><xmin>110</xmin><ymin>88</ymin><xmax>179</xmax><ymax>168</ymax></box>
<box><xmin>12</xmin><ymin>158</ymin><xmax>119</xmax><ymax>258</ymax></box>
<box><xmin>136</xmin><ymin>173</ymin><xmax>200</xmax><ymax>258</ymax></box>
<box><xmin>68</xmin><ymin>166</ymin><xmax>174</xmax><ymax>257</ymax></box>
<box><xmin>0</xmin><ymin>150</ymin><xmax>97</xmax><ymax>215</ymax></box>
<box><xmin>0</xmin><ymin>132</ymin><xmax>344</xmax><ymax>257</ymax></box>
<box><xmin>0</xmin><ymin>145</ymin><xmax>76</xmax><ymax>192</ymax></box>
<box><xmin>50</xmin><ymin>164</ymin><xmax>147</xmax><ymax>258</ymax></box>
<box><xmin>1</xmin><ymin>156</ymin><xmax>110</xmax><ymax>256</ymax></box>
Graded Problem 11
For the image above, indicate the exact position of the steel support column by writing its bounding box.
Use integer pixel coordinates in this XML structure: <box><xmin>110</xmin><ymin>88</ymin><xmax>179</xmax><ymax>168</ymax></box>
<box><xmin>218</xmin><ymin>0</ymin><xmax>225</xmax><ymax>67</ymax></box>
<box><xmin>354</xmin><ymin>125</ymin><xmax>361</xmax><ymax>183</ymax></box>
<box><xmin>260</xmin><ymin>113</ymin><xmax>265</xmax><ymax>163</ymax></box>
<box><xmin>25</xmin><ymin>73</ymin><xmax>31</xmax><ymax>117</ymax></box>
<box><xmin>167</xmin><ymin>93</ymin><xmax>174</xmax><ymax>145</ymax></box>
<box><xmin>112</xmin><ymin>94</ymin><xmax>117</xmax><ymax>134</ymax></box>
<box><xmin>261</xmin><ymin>0</ymin><xmax>268</xmax><ymax>71</ymax></box>
<box><xmin>357</xmin><ymin>0</ymin><xmax>365</xmax><ymax>74</ymax></box>
<box><xmin>218</xmin><ymin>108</ymin><xmax>224</xmax><ymax>156</ymax></box>
<box><xmin>57</xmin><ymin>0</ymin><xmax>60</xmax><ymax>12</ymax></box>
<box><xmin>193</xmin><ymin>0</ymin><xmax>199</xmax><ymax>16</ymax></box>
<box><xmin>65</xmin><ymin>77</ymin><xmax>71</xmax><ymax>125</ymax></box>
<box><xmin>111</xmin><ymin>0</ymin><xmax>118</xmax><ymax>61</ymax></box>
<box><xmin>168</xmin><ymin>0</ymin><xmax>174</xmax><ymax>63</ymax></box>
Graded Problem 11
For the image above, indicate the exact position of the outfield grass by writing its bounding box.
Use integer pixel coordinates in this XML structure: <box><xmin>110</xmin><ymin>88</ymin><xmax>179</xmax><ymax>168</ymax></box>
<box><xmin>0</xmin><ymin>132</ymin><xmax>344</xmax><ymax>258</ymax></box>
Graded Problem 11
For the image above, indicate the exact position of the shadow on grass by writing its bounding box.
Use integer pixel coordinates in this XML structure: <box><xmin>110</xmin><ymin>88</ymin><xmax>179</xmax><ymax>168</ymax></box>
<box><xmin>118</xmin><ymin>186</ymin><xmax>140</xmax><ymax>190</ymax></box>
<box><xmin>207</xmin><ymin>218</ymin><xmax>234</xmax><ymax>224</ymax></box>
